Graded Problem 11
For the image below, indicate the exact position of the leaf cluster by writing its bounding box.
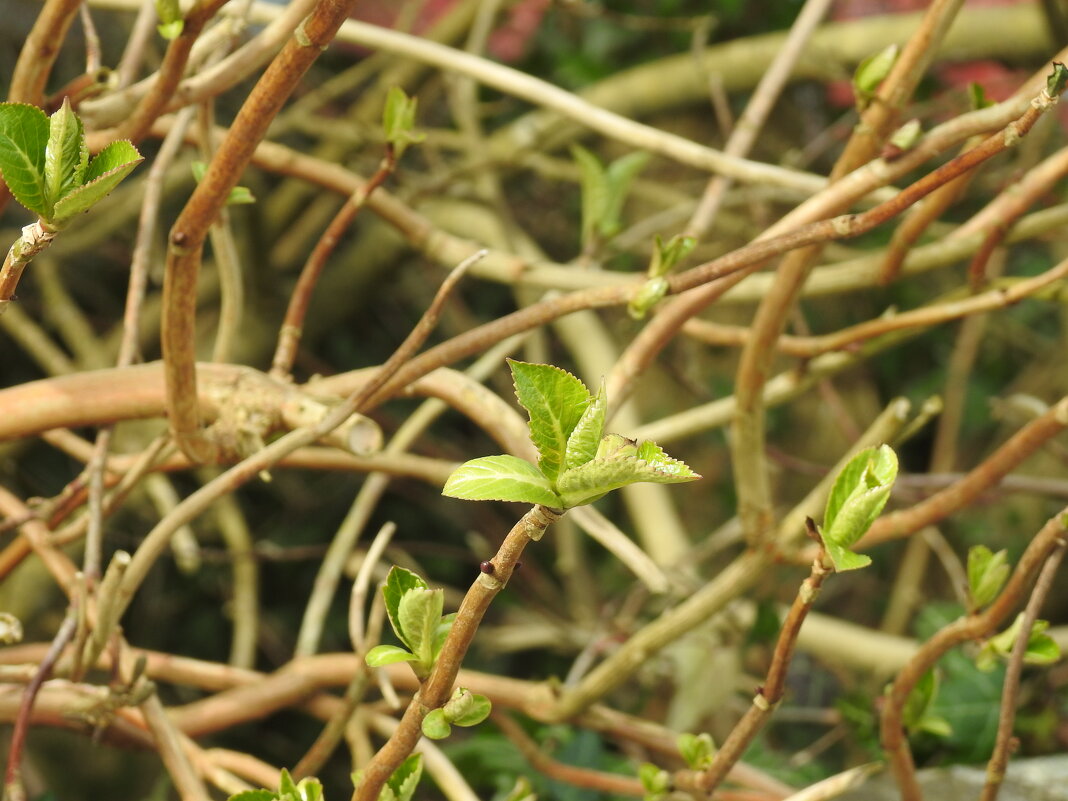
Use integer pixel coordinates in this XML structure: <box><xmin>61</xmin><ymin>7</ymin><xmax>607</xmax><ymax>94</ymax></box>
<box><xmin>442</xmin><ymin>360</ymin><xmax>700</xmax><ymax>509</ymax></box>
<box><xmin>364</xmin><ymin>567</ymin><xmax>455</xmax><ymax>681</ymax></box>
<box><xmin>227</xmin><ymin>769</ymin><xmax>322</xmax><ymax>801</ymax></box>
<box><xmin>0</xmin><ymin>100</ymin><xmax>141</xmax><ymax>229</ymax></box>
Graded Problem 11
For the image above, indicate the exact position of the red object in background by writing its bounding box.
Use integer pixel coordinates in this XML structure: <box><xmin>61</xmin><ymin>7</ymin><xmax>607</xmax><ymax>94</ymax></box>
<box><xmin>351</xmin><ymin>0</ymin><xmax>549</xmax><ymax>63</ymax></box>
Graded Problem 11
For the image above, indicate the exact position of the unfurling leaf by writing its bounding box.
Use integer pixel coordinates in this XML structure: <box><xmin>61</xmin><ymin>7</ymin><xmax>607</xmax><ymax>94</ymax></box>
<box><xmin>564</xmin><ymin>380</ymin><xmax>607</xmax><ymax>470</ymax></box>
<box><xmin>0</xmin><ymin>102</ymin><xmax>50</xmax><ymax>218</ymax></box>
<box><xmin>364</xmin><ymin>644</ymin><xmax>419</xmax><ymax>668</ymax></box>
<box><xmin>51</xmin><ymin>140</ymin><xmax>142</xmax><ymax>225</ymax></box>
<box><xmin>508</xmin><ymin>359</ymin><xmax>591</xmax><ymax>481</ymax></box>
<box><xmin>821</xmin><ymin>445</ymin><xmax>898</xmax><ymax>571</ymax></box>
<box><xmin>381</xmin><ymin>566</ymin><xmax>427</xmax><ymax>650</ymax></box>
<box><xmin>677</xmin><ymin>732</ymin><xmax>715</xmax><ymax>769</ymax></box>
<box><xmin>976</xmin><ymin>614</ymin><xmax>1061</xmax><ymax>671</ymax></box>
<box><xmin>44</xmin><ymin>98</ymin><xmax>87</xmax><ymax>207</ymax></box>
<box><xmin>190</xmin><ymin>161</ymin><xmax>256</xmax><ymax>206</ymax></box>
<box><xmin>383</xmin><ymin>86</ymin><xmax>425</xmax><ymax>159</ymax></box>
<box><xmin>638</xmin><ymin>763</ymin><xmax>670</xmax><ymax>801</ymax></box>
<box><xmin>397</xmin><ymin>585</ymin><xmax>444</xmax><ymax>668</ymax></box>
<box><xmin>442</xmin><ymin>455</ymin><xmax>562</xmax><ymax>507</ymax></box>
<box><xmin>421</xmin><ymin>708</ymin><xmax>452</xmax><ymax>740</ymax></box>
<box><xmin>902</xmin><ymin>669</ymin><xmax>952</xmax><ymax>738</ymax></box>
<box><xmin>155</xmin><ymin>0</ymin><xmax>184</xmax><ymax>39</ymax></box>
<box><xmin>967</xmin><ymin>545</ymin><xmax>1010</xmax><ymax>609</ymax></box>
<box><xmin>571</xmin><ymin>144</ymin><xmax>648</xmax><ymax>249</ymax></box>
<box><xmin>853</xmin><ymin>44</ymin><xmax>898</xmax><ymax>108</ymax></box>
<box><xmin>443</xmin><ymin>687</ymin><xmax>492</xmax><ymax>727</ymax></box>
<box><xmin>628</xmin><ymin>276</ymin><xmax>669</xmax><ymax>320</ymax></box>
<box><xmin>556</xmin><ymin>445</ymin><xmax>699</xmax><ymax>508</ymax></box>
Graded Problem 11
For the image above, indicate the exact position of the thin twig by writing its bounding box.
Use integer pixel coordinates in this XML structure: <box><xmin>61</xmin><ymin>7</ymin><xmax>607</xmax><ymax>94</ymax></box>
<box><xmin>979</xmin><ymin>537</ymin><xmax>1067</xmax><ymax>801</ymax></box>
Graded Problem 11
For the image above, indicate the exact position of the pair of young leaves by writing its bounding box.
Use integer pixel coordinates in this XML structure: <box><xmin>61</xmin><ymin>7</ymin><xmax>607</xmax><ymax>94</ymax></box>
<box><xmin>0</xmin><ymin>100</ymin><xmax>141</xmax><ymax>229</ymax></box>
<box><xmin>442</xmin><ymin>360</ymin><xmax>700</xmax><ymax>510</ymax></box>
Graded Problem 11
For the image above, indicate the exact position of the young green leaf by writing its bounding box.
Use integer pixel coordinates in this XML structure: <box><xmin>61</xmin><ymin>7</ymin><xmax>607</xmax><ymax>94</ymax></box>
<box><xmin>386</xmin><ymin>754</ymin><xmax>423</xmax><ymax>801</ymax></box>
<box><xmin>967</xmin><ymin>545</ymin><xmax>1010</xmax><ymax>609</ymax></box>
<box><xmin>365</xmin><ymin>644</ymin><xmax>419</xmax><ymax>668</ymax></box>
<box><xmin>155</xmin><ymin>0</ymin><xmax>184</xmax><ymax>38</ymax></box>
<box><xmin>648</xmin><ymin>233</ymin><xmax>696</xmax><ymax>279</ymax></box>
<box><xmin>51</xmin><ymin>140</ymin><xmax>142</xmax><ymax>226</ymax></box>
<box><xmin>442</xmin><ymin>687</ymin><xmax>492</xmax><ymax>727</ymax></box>
<box><xmin>442</xmin><ymin>454</ymin><xmax>562</xmax><ymax>507</ymax></box>
<box><xmin>853</xmin><ymin>44</ymin><xmax>898</xmax><ymax>107</ymax></box>
<box><xmin>421</xmin><ymin>708</ymin><xmax>452</xmax><ymax>740</ymax></box>
<box><xmin>191</xmin><ymin>161</ymin><xmax>256</xmax><ymax>206</ymax></box>
<box><xmin>381</xmin><ymin>566</ymin><xmax>427</xmax><ymax>650</ymax></box>
<box><xmin>0</xmin><ymin>103</ymin><xmax>51</xmax><ymax>218</ymax></box>
<box><xmin>638</xmin><ymin>763</ymin><xmax>670</xmax><ymax>801</ymax></box>
<box><xmin>44</xmin><ymin>98</ymin><xmax>87</xmax><ymax>208</ymax></box>
<box><xmin>628</xmin><ymin>276</ymin><xmax>669</xmax><ymax>320</ymax></box>
<box><xmin>432</xmin><ymin>612</ymin><xmax>456</xmax><ymax>661</ymax></box>
<box><xmin>902</xmin><ymin>669</ymin><xmax>951</xmax><ymax>738</ymax></box>
<box><xmin>564</xmin><ymin>380</ymin><xmax>607</xmax><ymax>470</ymax></box>
<box><xmin>600</xmin><ymin>150</ymin><xmax>649</xmax><ymax>239</ymax></box>
<box><xmin>821</xmin><ymin>445</ymin><xmax>898</xmax><ymax>571</ymax></box>
<box><xmin>556</xmin><ymin>445</ymin><xmax>699</xmax><ymax>508</ymax></box>
<box><xmin>382</xmin><ymin>86</ymin><xmax>425</xmax><ymax>159</ymax></box>
<box><xmin>572</xmin><ymin>144</ymin><xmax>608</xmax><ymax>249</ymax></box>
<box><xmin>397</xmin><ymin>586</ymin><xmax>443</xmax><ymax>668</ymax></box>
<box><xmin>227</xmin><ymin>792</ymin><xmax>275</xmax><ymax>801</ymax></box>
<box><xmin>977</xmin><ymin>614</ymin><xmax>1061</xmax><ymax>671</ymax></box>
<box><xmin>508</xmin><ymin>360</ymin><xmax>591</xmax><ymax>481</ymax></box>
<box><xmin>677</xmin><ymin>732</ymin><xmax>715</xmax><ymax>769</ymax></box>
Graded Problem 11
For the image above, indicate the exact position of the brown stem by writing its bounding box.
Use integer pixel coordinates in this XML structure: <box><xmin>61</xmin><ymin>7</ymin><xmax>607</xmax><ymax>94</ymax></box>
<box><xmin>271</xmin><ymin>153</ymin><xmax>396</xmax><ymax>378</ymax></box>
<box><xmin>880</xmin><ymin>507</ymin><xmax>1068</xmax><ymax>800</ymax></box>
<box><xmin>161</xmin><ymin>0</ymin><xmax>363</xmax><ymax>462</ymax></box>
<box><xmin>979</xmin><ymin>538</ymin><xmax>1067</xmax><ymax>801</ymax></box>
<box><xmin>351</xmin><ymin>505</ymin><xmax>562</xmax><ymax>801</ymax></box>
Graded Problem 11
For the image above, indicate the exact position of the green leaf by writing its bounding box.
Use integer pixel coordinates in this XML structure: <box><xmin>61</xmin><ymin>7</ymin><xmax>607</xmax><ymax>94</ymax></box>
<box><xmin>968</xmin><ymin>82</ymin><xmax>994</xmax><ymax>110</ymax></box>
<box><xmin>382</xmin><ymin>86</ymin><xmax>424</xmax><ymax>159</ymax></box>
<box><xmin>967</xmin><ymin>545</ymin><xmax>1010</xmax><ymax>609</ymax></box>
<box><xmin>278</xmin><ymin>769</ymin><xmax>298</xmax><ymax>798</ymax></box>
<box><xmin>386</xmin><ymin>754</ymin><xmax>422</xmax><ymax>801</ymax></box>
<box><xmin>227</xmin><ymin>792</ymin><xmax>275</xmax><ymax>801</ymax></box>
<box><xmin>677</xmin><ymin>732</ymin><xmax>715</xmax><ymax>769</ymax></box>
<box><xmin>648</xmin><ymin>233</ymin><xmax>696</xmax><ymax>278</ymax></box>
<box><xmin>600</xmin><ymin>150</ymin><xmax>649</xmax><ymax>238</ymax></box>
<box><xmin>977</xmin><ymin>614</ymin><xmax>1061</xmax><ymax>671</ymax></box>
<box><xmin>509</xmin><ymin>360</ymin><xmax>591</xmax><ymax>481</ymax></box>
<box><xmin>903</xmin><ymin>669</ymin><xmax>947</xmax><ymax>736</ymax></box>
<box><xmin>442</xmin><ymin>454</ymin><xmax>561</xmax><ymax>506</ymax></box>
<box><xmin>365</xmin><ymin>644</ymin><xmax>419</xmax><ymax>668</ymax></box>
<box><xmin>155</xmin><ymin>0</ymin><xmax>184</xmax><ymax>38</ymax></box>
<box><xmin>191</xmin><ymin>161</ymin><xmax>255</xmax><ymax>206</ymax></box>
<box><xmin>44</xmin><ymin>98</ymin><xmax>87</xmax><ymax>207</ymax></box>
<box><xmin>432</xmin><ymin>612</ymin><xmax>456</xmax><ymax>660</ymax></box>
<box><xmin>556</xmin><ymin>446</ymin><xmax>699</xmax><ymax>508</ymax></box>
<box><xmin>381</xmin><ymin>566</ymin><xmax>427</xmax><ymax>650</ymax></box>
<box><xmin>564</xmin><ymin>380</ymin><xmax>606</xmax><ymax>469</ymax></box>
<box><xmin>51</xmin><ymin>140</ymin><xmax>142</xmax><ymax>225</ymax></box>
<box><xmin>0</xmin><ymin>102</ymin><xmax>50</xmax><ymax>217</ymax></box>
<box><xmin>628</xmin><ymin>276</ymin><xmax>669</xmax><ymax>320</ymax></box>
<box><xmin>443</xmin><ymin>687</ymin><xmax>492</xmax><ymax>727</ymax></box>
<box><xmin>638</xmin><ymin>763</ymin><xmax>670</xmax><ymax>800</ymax></box>
<box><xmin>571</xmin><ymin>144</ymin><xmax>607</xmax><ymax>249</ymax></box>
<box><xmin>853</xmin><ymin>44</ymin><xmax>898</xmax><ymax>106</ymax></box>
<box><xmin>1047</xmin><ymin>61</ymin><xmax>1068</xmax><ymax>97</ymax></box>
<box><xmin>821</xmin><ymin>445</ymin><xmax>897</xmax><ymax>571</ymax></box>
<box><xmin>421</xmin><ymin>708</ymin><xmax>452</xmax><ymax>740</ymax></box>
<box><xmin>887</xmin><ymin>119</ymin><xmax>922</xmax><ymax>153</ymax></box>
<box><xmin>397</xmin><ymin>586</ymin><xmax>443</xmax><ymax>667</ymax></box>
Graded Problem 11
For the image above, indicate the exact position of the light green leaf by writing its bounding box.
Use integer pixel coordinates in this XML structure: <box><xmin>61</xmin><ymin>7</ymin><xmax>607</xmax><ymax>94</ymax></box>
<box><xmin>977</xmin><ymin>614</ymin><xmax>1061</xmax><ymax>671</ymax></box>
<box><xmin>677</xmin><ymin>732</ymin><xmax>715</xmax><ymax>769</ymax></box>
<box><xmin>433</xmin><ymin>612</ymin><xmax>456</xmax><ymax>660</ymax></box>
<box><xmin>387</xmin><ymin>754</ymin><xmax>423</xmax><ymax>801</ymax></box>
<box><xmin>365</xmin><ymin>644</ymin><xmax>419</xmax><ymax>668</ymax></box>
<box><xmin>509</xmin><ymin>360</ymin><xmax>591</xmax><ymax>481</ymax></box>
<box><xmin>636</xmin><ymin>440</ymin><xmax>699</xmax><ymax>477</ymax></box>
<box><xmin>628</xmin><ymin>276</ymin><xmax>669</xmax><ymax>320</ymax></box>
<box><xmin>596</xmin><ymin>433</ymin><xmax>638</xmax><ymax>460</ymax></box>
<box><xmin>227</xmin><ymin>791</ymin><xmax>275</xmax><ymax>801</ymax></box>
<box><xmin>853</xmin><ymin>44</ymin><xmax>898</xmax><ymax>104</ymax></box>
<box><xmin>381</xmin><ymin>566</ymin><xmax>427</xmax><ymax>649</ymax></box>
<box><xmin>638</xmin><ymin>763</ymin><xmax>670</xmax><ymax>798</ymax></box>
<box><xmin>51</xmin><ymin>140</ymin><xmax>142</xmax><ymax>225</ymax></box>
<box><xmin>421</xmin><ymin>708</ymin><xmax>452</xmax><ymax>740</ymax></box>
<box><xmin>821</xmin><ymin>445</ymin><xmax>897</xmax><ymax>572</ymax></box>
<box><xmin>571</xmin><ymin>144</ymin><xmax>607</xmax><ymax>249</ymax></box>
<box><xmin>44</xmin><ymin>98</ymin><xmax>87</xmax><ymax>206</ymax></box>
<box><xmin>903</xmin><ymin>669</ymin><xmax>944</xmax><ymax>735</ymax></box>
<box><xmin>443</xmin><ymin>687</ymin><xmax>491</xmax><ymax>727</ymax></box>
<box><xmin>382</xmin><ymin>86</ymin><xmax>424</xmax><ymax>159</ymax></box>
<box><xmin>967</xmin><ymin>545</ymin><xmax>1010</xmax><ymax>609</ymax></box>
<box><xmin>191</xmin><ymin>161</ymin><xmax>255</xmax><ymax>205</ymax></box>
<box><xmin>397</xmin><ymin>586</ymin><xmax>443</xmax><ymax>667</ymax></box>
<box><xmin>556</xmin><ymin>449</ymin><xmax>699</xmax><ymax>508</ymax></box>
<box><xmin>155</xmin><ymin>0</ymin><xmax>183</xmax><ymax>38</ymax></box>
<box><xmin>0</xmin><ymin>102</ymin><xmax>50</xmax><ymax>217</ymax></box>
<box><xmin>564</xmin><ymin>381</ymin><xmax>606</xmax><ymax>469</ymax></box>
<box><xmin>600</xmin><ymin>150</ymin><xmax>649</xmax><ymax>238</ymax></box>
<box><xmin>442</xmin><ymin>455</ymin><xmax>561</xmax><ymax>506</ymax></box>
<box><xmin>648</xmin><ymin>233</ymin><xmax>696</xmax><ymax>279</ymax></box>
